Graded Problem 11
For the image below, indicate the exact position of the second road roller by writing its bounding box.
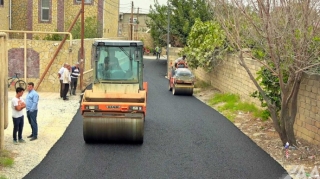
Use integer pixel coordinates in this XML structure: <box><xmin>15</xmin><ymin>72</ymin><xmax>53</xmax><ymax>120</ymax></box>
<box><xmin>168</xmin><ymin>57</ymin><xmax>195</xmax><ymax>96</ymax></box>
<box><xmin>80</xmin><ymin>40</ymin><xmax>147</xmax><ymax>144</ymax></box>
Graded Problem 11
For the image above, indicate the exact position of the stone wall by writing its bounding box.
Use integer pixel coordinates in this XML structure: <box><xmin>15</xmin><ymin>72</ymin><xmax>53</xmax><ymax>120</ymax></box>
<box><xmin>169</xmin><ymin>47</ymin><xmax>320</xmax><ymax>145</ymax></box>
<box><xmin>0</xmin><ymin>0</ymin><xmax>9</xmax><ymax>30</ymax></box>
<box><xmin>10</xmin><ymin>0</ymin><xmax>28</xmax><ymax>38</ymax></box>
<box><xmin>139</xmin><ymin>33</ymin><xmax>153</xmax><ymax>50</ymax></box>
<box><xmin>6</xmin><ymin>38</ymin><xmax>97</xmax><ymax>92</ymax></box>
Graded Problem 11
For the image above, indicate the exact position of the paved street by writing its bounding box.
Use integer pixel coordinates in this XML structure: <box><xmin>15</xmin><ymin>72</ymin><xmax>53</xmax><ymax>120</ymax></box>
<box><xmin>23</xmin><ymin>57</ymin><xmax>289</xmax><ymax>179</ymax></box>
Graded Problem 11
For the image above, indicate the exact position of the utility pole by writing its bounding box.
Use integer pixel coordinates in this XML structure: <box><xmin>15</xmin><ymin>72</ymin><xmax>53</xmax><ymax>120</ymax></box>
<box><xmin>136</xmin><ymin>7</ymin><xmax>139</xmax><ymax>41</ymax></box>
<box><xmin>167</xmin><ymin>1</ymin><xmax>170</xmax><ymax>61</ymax></box>
<box><xmin>130</xmin><ymin>1</ymin><xmax>134</xmax><ymax>40</ymax></box>
<box><xmin>80</xmin><ymin>0</ymin><xmax>85</xmax><ymax>90</ymax></box>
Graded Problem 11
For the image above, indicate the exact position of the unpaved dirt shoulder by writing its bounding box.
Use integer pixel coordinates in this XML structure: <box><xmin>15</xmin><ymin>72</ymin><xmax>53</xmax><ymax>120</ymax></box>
<box><xmin>193</xmin><ymin>87</ymin><xmax>320</xmax><ymax>178</ymax></box>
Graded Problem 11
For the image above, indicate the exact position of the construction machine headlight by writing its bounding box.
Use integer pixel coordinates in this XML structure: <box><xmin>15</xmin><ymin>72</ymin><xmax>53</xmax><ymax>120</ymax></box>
<box><xmin>130</xmin><ymin>106</ymin><xmax>143</xmax><ymax>111</ymax></box>
<box><xmin>85</xmin><ymin>105</ymin><xmax>98</xmax><ymax>110</ymax></box>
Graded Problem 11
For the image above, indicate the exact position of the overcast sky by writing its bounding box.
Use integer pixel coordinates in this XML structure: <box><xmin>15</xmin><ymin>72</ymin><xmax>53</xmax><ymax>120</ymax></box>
<box><xmin>119</xmin><ymin>0</ymin><xmax>167</xmax><ymax>14</ymax></box>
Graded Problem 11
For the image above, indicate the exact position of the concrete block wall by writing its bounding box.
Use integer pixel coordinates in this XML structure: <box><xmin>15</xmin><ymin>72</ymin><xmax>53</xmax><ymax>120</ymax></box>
<box><xmin>294</xmin><ymin>73</ymin><xmax>320</xmax><ymax>144</ymax></box>
<box><xmin>193</xmin><ymin>54</ymin><xmax>262</xmax><ymax>106</ymax></box>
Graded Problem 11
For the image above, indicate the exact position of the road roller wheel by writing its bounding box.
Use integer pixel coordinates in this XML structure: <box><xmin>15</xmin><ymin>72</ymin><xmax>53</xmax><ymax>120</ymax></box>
<box><xmin>168</xmin><ymin>81</ymin><xmax>172</xmax><ymax>91</ymax></box>
<box><xmin>188</xmin><ymin>87</ymin><xmax>194</xmax><ymax>96</ymax></box>
<box><xmin>172</xmin><ymin>85</ymin><xmax>177</xmax><ymax>95</ymax></box>
<box><xmin>83</xmin><ymin>112</ymin><xmax>144</xmax><ymax>144</ymax></box>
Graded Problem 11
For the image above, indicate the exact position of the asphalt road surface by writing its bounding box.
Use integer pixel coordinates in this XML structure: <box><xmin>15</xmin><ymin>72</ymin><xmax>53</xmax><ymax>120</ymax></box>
<box><xmin>23</xmin><ymin>57</ymin><xmax>289</xmax><ymax>179</ymax></box>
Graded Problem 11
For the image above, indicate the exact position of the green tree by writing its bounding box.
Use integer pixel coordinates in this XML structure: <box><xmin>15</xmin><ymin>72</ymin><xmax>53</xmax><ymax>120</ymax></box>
<box><xmin>70</xmin><ymin>16</ymin><xmax>102</xmax><ymax>39</ymax></box>
<box><xmin>146</xmin><ymin>2</ymin><xmax>169</xmax><ymax>47</ymax></box>
<box><xmin>182</xmin><ymin>18</ymin><xmax>229</xmax><ymax>71</ymax></box>
<box><xmin>146</xmin><ymin>0</ymin><xmax>213</xmax><ymax>47</ymax></box>
<box><xmin>213</xmin><ymin>0</ymin><xmax>320</xmax><ymax>145</ymax></box>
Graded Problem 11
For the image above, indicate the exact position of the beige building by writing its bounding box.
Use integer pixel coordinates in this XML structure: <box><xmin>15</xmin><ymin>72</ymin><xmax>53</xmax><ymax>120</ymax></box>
<box><xmin>118</xmin><ymin>12</ymin><xmax>150</xmax><ymax>40</ymax></box>
<box><xmin>0</xmin><ymin>0</ymin><xmax>10</xmax><ymax>30</ymax></box>
<box><xmin>1</xmin><ymin>0</ymin><xmax>119</xmax><ymax>39</ymax></box>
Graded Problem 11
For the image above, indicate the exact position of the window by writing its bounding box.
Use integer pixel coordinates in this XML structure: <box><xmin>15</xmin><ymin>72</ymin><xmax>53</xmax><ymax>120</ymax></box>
<box><xmin>0</xmin><ymin>0</ymin><xmax>4</xmax><ymax>6</ymax></box>
<box><xmin>41</xmin><ymin>0</ymin><xmax>50</xmax><ymax>21</ymax></box>
<box><xmin>76</xmin><ymin>0</ymin><xmax>92</xmax><ymax>3</ymax></box>
<box><xmin>96</xmin><ymin>47</ymin><xmax>140</xmax><ymax>82</ymax></box>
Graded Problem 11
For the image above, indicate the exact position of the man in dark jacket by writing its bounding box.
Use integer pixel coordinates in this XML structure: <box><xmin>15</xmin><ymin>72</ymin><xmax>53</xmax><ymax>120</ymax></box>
<box><xmin>70</xmin><ymin>62</ymin><xmax>80</xmax><ymax>95</ymax></box>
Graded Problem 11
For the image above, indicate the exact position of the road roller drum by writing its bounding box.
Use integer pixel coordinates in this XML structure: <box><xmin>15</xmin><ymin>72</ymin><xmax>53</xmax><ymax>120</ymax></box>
<box><xmin>172</xmin><ymin>84</ymin><xmax>194</xmax><ymax>96</ymax></box>
<box><xmin>83</xmin><ymin>112</ymin><xmax>144</xmax><ymax>143</ymax></box>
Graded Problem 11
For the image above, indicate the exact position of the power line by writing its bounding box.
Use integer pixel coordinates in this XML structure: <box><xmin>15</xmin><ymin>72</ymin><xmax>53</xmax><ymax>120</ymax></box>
<box><xmin>93</xmin><ymin>0</ymin><xmax>116</xmax><ymax>15</ymax></box>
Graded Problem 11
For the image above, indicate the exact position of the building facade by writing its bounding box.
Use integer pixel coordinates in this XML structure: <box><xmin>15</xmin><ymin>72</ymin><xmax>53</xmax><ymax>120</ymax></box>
<box><xmin>0</xmin><ymin>0</ymin><xmax>10</xmax><ymax>30</ymax></box>
<box><xmin>118</xmin><ymin>12</ymin><xmax>150</xmax><ymax>40</ymax></box>
<box><xmin>1</xmin><ymin>0</ymin><xmax>119</xmax><ymax>39</ymax></box>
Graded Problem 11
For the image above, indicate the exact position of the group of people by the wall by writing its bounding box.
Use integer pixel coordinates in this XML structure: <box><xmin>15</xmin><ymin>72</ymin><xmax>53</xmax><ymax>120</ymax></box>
<box><xmin>58</xmin><ymin>62</ymin><xmax>80</xmax><ymax>100</ymax></box>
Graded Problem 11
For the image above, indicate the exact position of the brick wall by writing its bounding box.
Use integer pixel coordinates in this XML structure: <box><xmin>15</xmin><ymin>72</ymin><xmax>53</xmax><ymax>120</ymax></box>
<box><xmin>169</xmin><ymin>47</ymin><xmax>320</xmax><ymax>145</ymax></box>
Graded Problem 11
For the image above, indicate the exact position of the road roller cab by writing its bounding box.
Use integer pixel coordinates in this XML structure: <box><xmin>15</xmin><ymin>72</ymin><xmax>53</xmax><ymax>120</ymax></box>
<box><xmin>81</xmin><ymin>40</ymin><xmax>147</xmax><ymax>144</ymax></box>
<box><xmin>168</xmin><ymin>68</ymin><xmax>195</xmax><ymax>96</ymax></box>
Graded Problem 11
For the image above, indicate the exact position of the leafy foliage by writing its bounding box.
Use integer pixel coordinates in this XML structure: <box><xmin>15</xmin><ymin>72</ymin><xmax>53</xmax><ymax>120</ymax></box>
<box><xmin>146</xmin><ymin>0</ymin><xmax>213</xmax><ymax>47</ymax></box>
<box><xmin>182</xmin><ymin>18</ymin><xmax>229</xmax><ymax>71</ymax></box>
<box><xmin>43</xmin><ymin>29</ymin><xmax>63</xmax><ymax>41</ymax></box>
<box><xmin>250</xmin><ymin>66</ymin><xmax>282</xmax><ymax>119</ymax></box>
<box><xmin>146</xmin><ymin>3</ymin><xmax>169</xmax><ymax>47</ymax></box>
<box><xmin>70</xmin><ymin>16</ymin><xmax>102</xmax><ymax>39</ymax></box>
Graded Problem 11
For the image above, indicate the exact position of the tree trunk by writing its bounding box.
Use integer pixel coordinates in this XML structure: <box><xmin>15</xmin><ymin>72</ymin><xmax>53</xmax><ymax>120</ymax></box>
<box><xmin>285</xmin><ymin>117</ymin><xmax>296</xmax><ymax>146</ymax></box>
<box><xmin>268</xmin><ymin>105</ymin><xmax>288</xmax><ymax>145</ymax></box>
<box><xmin>281</xmin><ymin>107</ymin><xmax>297</xmax><ymax>146</ymax></box>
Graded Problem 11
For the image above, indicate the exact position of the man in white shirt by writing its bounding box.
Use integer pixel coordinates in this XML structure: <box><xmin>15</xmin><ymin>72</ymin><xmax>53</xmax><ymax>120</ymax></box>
<box><xmin>11</xmin><ymin>87</ymin><xmax>26</xmax><ymax>144</ymax></box>
<box><xmin>62</xmin><ymin>64</ymin><xmax>71</xmax><ymax>100</ymax></box>
<box><xmin>58</xmin><ymin>63</ymin><xmax>68</xmax><ymax>98</ymax></box>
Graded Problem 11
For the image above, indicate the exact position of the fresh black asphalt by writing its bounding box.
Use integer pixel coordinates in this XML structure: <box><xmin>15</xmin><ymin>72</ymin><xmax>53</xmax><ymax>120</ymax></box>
<box><xmin>23</xmin><ymin>57</ymin><xmax>289</xmax><ymax>179</ymax></box>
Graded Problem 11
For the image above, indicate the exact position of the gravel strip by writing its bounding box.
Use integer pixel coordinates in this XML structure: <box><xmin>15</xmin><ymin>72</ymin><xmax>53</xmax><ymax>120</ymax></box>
<box><xmin>2</xmin><ymin>92</ymin><xmax>80</xmax><ymax>179</ymax></box>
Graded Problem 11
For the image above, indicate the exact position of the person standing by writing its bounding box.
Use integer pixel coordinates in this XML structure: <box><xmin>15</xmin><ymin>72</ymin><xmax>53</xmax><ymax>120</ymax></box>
<box><xmin>26</xmin><ymin>82</ymin><xmax>39</xmax><ymax>141</ymax></box>
<box><xmin>155</xmin><ymin>46</ymin><xmax>160</xmax><ymax>59</ymax></box>
<box><xmin>70</xmin><ymin>62</ymin><xmax>80</xmax><ymax>95</ymax></box>
<box><xmin>11</xmin><ymin>87</ymin><xmax>26</xmax><ymax>144</ymax></box>
<box><xmin>58</xmin><ymin>63</ymin><xmax>68</xmax><ymax>98</ymax></box>
<box><xmin>62</xmin><ymin>64</ymin><xmax>71</xmax><ymax>100</ymax></box>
